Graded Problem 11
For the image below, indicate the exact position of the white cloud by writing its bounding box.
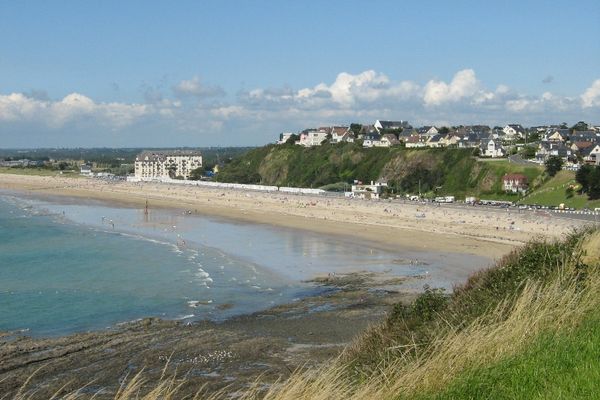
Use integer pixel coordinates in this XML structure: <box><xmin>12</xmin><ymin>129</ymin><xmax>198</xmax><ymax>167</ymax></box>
<box><xmin>0</xmin><ymin>92</ymin><xmax>148</xmax><ymax>129</ymax></box>
<box><xmin>241</xmin><ymin>70</ymin><xmax>420</xmax><ymax>110</ymax></box>
<box><xmin>423</xmin><ymin>69</ymin><xmax>481</xmax><ymax>106</ymax></box>
<box><xmin>1</xmin><ymin>70</ymin><xmax>598</xmax><ymax>147</ymax></box>
<box><xmin>581</xmin><ymin>79</ymin><xmax>600</xmax><ymax>108</ymax></box>
<box><xmin>173</xmin><ymin>76</ymin><xmax>225</xmax><ymax>98</ymax></box>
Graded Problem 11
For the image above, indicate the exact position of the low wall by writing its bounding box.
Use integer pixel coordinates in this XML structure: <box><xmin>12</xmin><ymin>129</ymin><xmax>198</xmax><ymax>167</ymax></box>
<box><xmin>126</xmin><ymin>176</ymin><xmax>327</xmax><ymax>195</ymax></box>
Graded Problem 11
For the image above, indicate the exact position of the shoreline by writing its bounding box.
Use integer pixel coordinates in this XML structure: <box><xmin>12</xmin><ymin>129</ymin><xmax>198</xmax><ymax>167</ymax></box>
<box><xmin>1</xmin><ymin>173</ymin><xmax>580</xmax><ymax>259</ymax></box>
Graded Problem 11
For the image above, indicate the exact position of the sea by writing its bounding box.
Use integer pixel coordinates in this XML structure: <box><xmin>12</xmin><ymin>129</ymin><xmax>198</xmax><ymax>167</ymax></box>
<box><xmin>0</xmin><ymin>191</ymin><xmax>490</xmax><ymax>337</ymax></box>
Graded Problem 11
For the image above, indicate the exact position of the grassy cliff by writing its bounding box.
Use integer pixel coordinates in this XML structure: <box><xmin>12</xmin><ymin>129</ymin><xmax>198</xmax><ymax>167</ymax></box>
<box><xmin>217</xmin><ymin>143</ymin><xmax>543</xmax><ymax>199</ymax></box>
<box><xmin>250</xmin><ymin>228</ymin><xmax>600</xmax><ymax>399</ymax></box>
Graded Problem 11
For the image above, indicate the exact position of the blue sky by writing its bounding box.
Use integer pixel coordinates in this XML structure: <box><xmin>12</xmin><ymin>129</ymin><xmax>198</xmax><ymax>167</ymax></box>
<box><xmin>0</xmin><ymin>0</ymin><xmax>599</xmax><ymax>147</ymax></box>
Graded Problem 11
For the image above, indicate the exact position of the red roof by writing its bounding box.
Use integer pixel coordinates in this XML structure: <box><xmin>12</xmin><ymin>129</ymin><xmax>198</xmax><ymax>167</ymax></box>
<box><xmin>502</xmin><ymin>173</ymin><xmax>528</xmax><ymax>182</ymax></box>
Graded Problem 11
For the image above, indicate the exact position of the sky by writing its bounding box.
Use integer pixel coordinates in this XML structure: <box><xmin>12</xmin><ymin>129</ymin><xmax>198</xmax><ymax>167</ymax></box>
<box><xmin>0</xmin><ymin>0</ymin><xmax>599</xmax><ymax>148</ymax></box>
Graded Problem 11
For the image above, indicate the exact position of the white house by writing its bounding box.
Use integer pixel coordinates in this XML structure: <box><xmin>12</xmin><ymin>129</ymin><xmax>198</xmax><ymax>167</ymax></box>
<box><xmin>585</xmin><ymin>144</ymin><xmax>600</xmax><ymax>165</ymax></box>
<box><xmin>404</xmin><ymin>135</ymin><xmax>427</xmax><ymax>148</ymax></box>
<box><xmin>299</xmin><ymin>129</ymin><xmax>328</xmax><ymax>147</ymax></box>
<box><xmin>417</xmin><ymin>126</ymin><xmax>439</xmax><ymax>136</ymax></box>
<box><xmin>362</xmin><ymin>133</ymin><xmax>381</xmax><ymax>148</ymax></box>
<box><xmin>350</xmin><ymin>181</ymin><xmax>388</xmax><ymax>199</ymax></box>
<box><xmin>277</xmin><ymin>132</ymin><xmax>295</xmax><ymax>145</ymax></box>
<box><xmin>134</xmin><ymin>151</ymin><xmax>203</xmax><ymax>180</ymax></box>
<box><xmin>481</xmin><ymin>139</ymin><xmax>506</xmax><ymax>157</ymax></box>
<box><xmin>330</xmin><ymin>126</ymin><xmax>353</xmax><ymax>143</ymax></box>
<box><xmin>547</xmin><ymin>129</ymin><xmax>570</xmax><ymax>142</ymax></box>
<box><xmin>502</xmin><ymin>174</ymin><xmax>528</xmax><ymax>193</ymax></box>
<box><xmin>503</xmin><ymin>124</ymin><xmax>526</xmax><ymax>139</ymax></box>
<box><xmin>380</xmin><ymin>134</ymin><xmax>401</xmax><ymax>147</ymax></box>
<box><xmin>374</xmin><ymin>120</ymin><xmax>411</xmax><ymax>133</ymax></box>
<box><xmin>80</xmin><ymin>163</ymin><xmax>93</xmax><ymax>176</ymax></box>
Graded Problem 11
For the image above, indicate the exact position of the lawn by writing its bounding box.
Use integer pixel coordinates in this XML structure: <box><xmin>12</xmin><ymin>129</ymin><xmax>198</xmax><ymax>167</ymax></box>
<box><xmin>422</xmin><ymin>311</ymin><xmax>600</xmax><ymax>399</ymax></box>
<box><xmin>522</xmin><ymin>170</ymin><xmax>600</xmax><ymax>209</ymax></box>
<box><xmin>469</xmin><ymin>160</ymin><xmax>543</xmax><ymax>201</ymax></box>
<box><xmin>0</xmin><ymin>167</ymin><xmax>81</xmax><ymax>177</ymax></box>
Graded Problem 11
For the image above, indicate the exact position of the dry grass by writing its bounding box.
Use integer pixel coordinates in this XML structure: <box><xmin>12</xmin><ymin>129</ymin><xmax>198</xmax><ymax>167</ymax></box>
<box><xmin>10</xmin><ymin>231</ymin><xmax>600</xmax><ymax>400</ymax></box>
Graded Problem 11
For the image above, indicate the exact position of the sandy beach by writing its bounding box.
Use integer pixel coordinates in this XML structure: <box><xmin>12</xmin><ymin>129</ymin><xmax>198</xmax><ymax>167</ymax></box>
<box><xmin>0</xmin><ymin>174</ymin><xmax>589</xmax><ymax>259</ymax></box>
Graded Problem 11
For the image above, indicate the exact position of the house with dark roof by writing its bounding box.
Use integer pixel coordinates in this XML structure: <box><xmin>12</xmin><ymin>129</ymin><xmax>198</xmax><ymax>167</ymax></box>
<box><xmin>374</xmin><ymin>120</ymin><xmax>411</xmax><ymax>133</ymax></box>
<box><xmin>481</xmin><ymin>139</ymin><xmax>506</xmax><ymax>157</ymax></box>
<box><xmin>503</xmin><ymin>124</ymin><xmax>526</xmax><ymax>139</ymax></box>
<box><xmin>362</xmin><ymin>133</ymin><xmax>382</xmax><ymax>148</ymax></box>
<box><xmin>426</xmin><ymin>134</ymin><xmax>445</xmax><ymax>148</ymax></box>
<box><xmin>404</xmin><ymin>134</ymin><xmax>427</xmax><ymax>148</ymax></box>
<box><xmin>416</xmin><ymin>126</ymin><xmax>438</xmax><ymax>136</ymax></box>
<box><xmin>583</xmin><ymin>144</ymin><xmax>600</xmax><ymax>165</ymax></box>
<box><xmin>535</xmin><ymin>142</ymin><xmax>571</xmax><ymax>163</ymax></box>
<box><xmin>570</xmin><ymin>131</ymin><xmax>599</xmax><ymax>143</ymax></box>
<box><xmin>458</xmin><ymin>133</ymin><xmax>480</xmax><ymax>148</ymax></box>
<box><xmin>547</xmin><ymin>129</ymin><xmax>568</xmax><ymax>142</ymax></box>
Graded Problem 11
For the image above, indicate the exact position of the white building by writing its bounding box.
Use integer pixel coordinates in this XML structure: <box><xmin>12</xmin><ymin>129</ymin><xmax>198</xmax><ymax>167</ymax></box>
<box><xmin>298</xmin><ymin>129</ymin><xmax>328</xmax><ymax>146</ymax></box>
<box><xmin>277</xmin><ymin>132</ymin><xmax>295</xmax><ymax>145</ymax></box>
<box><xmin>134</xmin><ymin>151</ymin><xmax>203</xmax><ymax>180</ymax></box>
<box><xmin>349</xmin><ymin>181</ymin><xmax>388</xmax><ymax>199</ymax></box>
<box><xmin>80</xmin><ymin>163</ymin><xmax>93</xmax><ymax>176</ymax></box>
<box><xmin>481</xmin><ymin>139</ymin><xmax>506</xmax><ymax>158</ymax></box>
<box><xmin>503</xmin><ymin>124</ymin><xmax>525</xmax><ymax>139</ymax></box>
<box><xmin>374</xmin><ymin>120</ymin><xmax>411</xmax><ymax>133</ymax></box>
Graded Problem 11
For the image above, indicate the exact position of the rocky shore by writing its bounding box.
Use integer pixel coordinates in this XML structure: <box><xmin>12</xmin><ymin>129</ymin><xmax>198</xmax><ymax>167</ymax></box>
<box><xmin>0</xmin><ymin>272</ymin><xmax>417</xmax><ymax>398</ymax></box>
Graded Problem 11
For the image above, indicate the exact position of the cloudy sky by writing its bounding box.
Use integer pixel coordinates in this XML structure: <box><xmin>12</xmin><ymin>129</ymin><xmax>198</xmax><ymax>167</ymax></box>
<box><xmin>1</xmin><ymin>0</ymin><xmax>599</xmax><ymax>148</ymax></box>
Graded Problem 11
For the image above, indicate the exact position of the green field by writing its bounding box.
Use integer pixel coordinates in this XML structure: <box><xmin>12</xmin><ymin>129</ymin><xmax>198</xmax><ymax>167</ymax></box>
<box><xmin>0</xmin><ymin>167</ymin><xmax>81</xmax><ymax>177</ymax></box>
<box><xmin>521</xmin><ymin>170</ymin><xmax>600</xmax><ymax>209</ymax></box>
<box><xmin>424</xmin><ymin>311</ymin><xmax>600</xmax><ymax>399</ymax></box>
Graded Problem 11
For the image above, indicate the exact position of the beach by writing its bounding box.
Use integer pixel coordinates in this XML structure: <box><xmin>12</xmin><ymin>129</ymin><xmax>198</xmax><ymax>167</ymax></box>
<box><xmin>0</xmin><ymin>174</ymin><xmax>588</xmax><ymax>260</ymax></box>
<box><xmin>0</xmin><ymin>173</ymin><xmax>591</xmax><ymax>397</ymax></box>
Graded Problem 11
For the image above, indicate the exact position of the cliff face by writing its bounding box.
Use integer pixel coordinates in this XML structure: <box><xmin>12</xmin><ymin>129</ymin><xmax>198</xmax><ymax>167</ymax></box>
<box><xmin>217</xmin><ymin>143</ymin><xmax>493</xmax><ymax>196</ymax></box>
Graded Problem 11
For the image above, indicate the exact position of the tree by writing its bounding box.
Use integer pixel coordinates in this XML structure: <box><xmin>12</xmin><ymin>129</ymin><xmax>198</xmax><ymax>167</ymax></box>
<box><xmin>589</xmin><ymin>168</ymin><xmax>600</xmax><ymax>200</ymax></box>
<box><xmin>520</xmin><ymin>145</ymin><xmax>537</xmax><ymax>159</ymax></box>
<box><xmin>576</xmin><ymin>164</ymin><xmax>593</xmax><ymax>193</ymax></box>
<box><xmin>438</xmin><ymin>126</ymin><xmax>450</xmax><ymax>134</ymax></box>
<box><xmin>349</xmin><ymin>123</ymin><xmax>362</xmax><ymax>136</ymax></box>
<box><xmin>527</xmin><ymin>131</ymin><xmax>540</xmax><ymax>142</ymax></box>
<box><xmin>544</xmin><ymin>156</ymin><xmax>563</xmax><ymax>177</ymax></box>
<box><xmin>189</xmin><ymin>167</ymin><xmax>204</xmax><ymax>180</ymax></box>
<box><xmin>565</xmin><ymin>186</ymin><xmax>574</xmax><ymax>198</ymax></box>
<box><xmin>167</xmin><ymin>164</ymin><xmax>177</xmax><ymax>179</ymax></box>
<box><xmin>285</xmin><ymin>134</ymin><xmax>300</xmax><ymax>145</ymax></box>
<box><xmin>571</xmin><ymin>121</ymin><xmax>588</xmax><ymax>132</ymax></box>
<box><xmin>58</xmin><ymin>161</ymin><xmax>69</xmax><ymax>171</ymax></box>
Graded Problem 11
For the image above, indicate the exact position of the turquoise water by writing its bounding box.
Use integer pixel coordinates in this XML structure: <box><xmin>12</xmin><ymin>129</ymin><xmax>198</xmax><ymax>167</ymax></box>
<box><xmin>0</xmin><ymin>192</ymin><xmax>490</xmax><ymax>337</ymax></box>
<box><xmin>0</xmin><ymin>195</ymin><xmax>311</xmax><ymax>336</ymax></box>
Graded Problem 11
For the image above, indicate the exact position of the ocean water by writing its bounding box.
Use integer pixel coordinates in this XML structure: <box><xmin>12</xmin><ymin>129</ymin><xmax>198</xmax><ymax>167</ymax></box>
<box><xmin>0</xmin><ymin>192</ymin><xmax>490</xmax><ymax>337</ymax></box>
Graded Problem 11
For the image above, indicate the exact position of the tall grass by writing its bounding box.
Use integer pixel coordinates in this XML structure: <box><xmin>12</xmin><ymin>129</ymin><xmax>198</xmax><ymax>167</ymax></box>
<box><xmin>250</xmin><ymin>244</ymin><xmax>599</xmax><ymax>400</ymax></box>
<box><xmin>10</xmin><ymin>230</ymin><xmax>600</xmax><ymax>399</ymax></box>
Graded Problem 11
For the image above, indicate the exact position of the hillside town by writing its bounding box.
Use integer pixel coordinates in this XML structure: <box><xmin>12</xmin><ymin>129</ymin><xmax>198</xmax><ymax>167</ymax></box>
<box><xmin>276</xmin><ymin>120</ymin><xmax>600</xmax><ymax>167</ymax></box>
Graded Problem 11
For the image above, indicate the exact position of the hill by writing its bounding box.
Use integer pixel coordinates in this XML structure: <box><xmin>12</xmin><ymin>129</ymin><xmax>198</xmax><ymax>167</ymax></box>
<box><xmin>217</xmin><ymin>143</ymin><xmax>544</xmax><ymax>199</ymax></box>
